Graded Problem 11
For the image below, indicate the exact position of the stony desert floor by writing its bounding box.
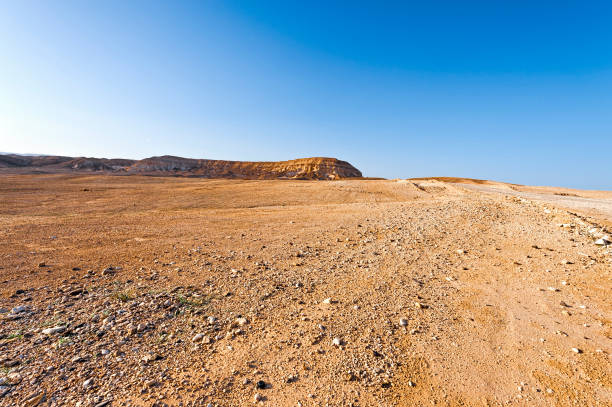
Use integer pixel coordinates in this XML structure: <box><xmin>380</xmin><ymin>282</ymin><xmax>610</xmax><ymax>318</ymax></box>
<box><xmin>0</xmin><ymin>175</ymin><xmax>611</xmax><ymax>406</ymax></box>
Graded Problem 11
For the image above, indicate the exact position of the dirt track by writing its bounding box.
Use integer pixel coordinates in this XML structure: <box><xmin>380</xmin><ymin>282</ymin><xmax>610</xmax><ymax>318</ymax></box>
<box><xmin>0</xmin><ymin>175</ymin><xmax>610</xmax><ymax>406</ymax></box>
<box><xmin>458</xmin><ymin>182</ymin><xmax>612</xmax><ymax>228</ymax></box>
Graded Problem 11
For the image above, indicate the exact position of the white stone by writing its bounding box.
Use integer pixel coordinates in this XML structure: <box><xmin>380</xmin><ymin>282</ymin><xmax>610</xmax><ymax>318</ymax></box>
<box><xmin>42</xmin><ymin>326</ymin><xmax>66</xmax><ymax>335</ymax></box>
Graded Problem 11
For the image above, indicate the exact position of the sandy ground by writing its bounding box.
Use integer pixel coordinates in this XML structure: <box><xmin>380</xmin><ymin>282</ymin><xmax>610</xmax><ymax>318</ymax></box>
<box><xmin>0</xmin><ymin>175</ymin><xmax>610</xmax><ymax>406</ymax></box>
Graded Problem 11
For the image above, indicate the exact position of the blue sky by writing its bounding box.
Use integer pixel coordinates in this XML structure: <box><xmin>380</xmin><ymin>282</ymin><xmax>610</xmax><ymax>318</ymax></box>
<box><xmin>1</xmin><ymin>1</ymin><xmax>611</xmax><ymax>188</ymax></box>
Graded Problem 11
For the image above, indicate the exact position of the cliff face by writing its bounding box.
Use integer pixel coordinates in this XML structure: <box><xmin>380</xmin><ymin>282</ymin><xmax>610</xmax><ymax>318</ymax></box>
<box><xmin>127</xmin><ymin>156</ymin><xmax>362</xmax><ymax>179</ymax></box>
<box><xmin>0</xmin><ymin>154</ymin><xmax>362</xmax><ymax>180</ymax></box>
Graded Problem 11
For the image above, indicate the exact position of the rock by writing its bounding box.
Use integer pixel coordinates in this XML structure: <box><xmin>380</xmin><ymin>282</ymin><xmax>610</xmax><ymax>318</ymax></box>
<box><xmin>142</xmin><ymin>353</ymin><xmax>162</xmax><ymax>363</ymax></box>
<box><xmin>0</xmin><ymin>386</ymin><xmax>11</xmax><ymax>398</ymax></box>
<box><xmin>332</xmin><ymin>337</ymin><xmax>343</xmax><ymax>346</ymax></box>
<box><xmin>547</xmin><ymin>287</ymin><xmax>559</xmax><ymax>292</ymax></box>
<box><xmin>256</xmin><ymin>380</ymin><xmax>266</xmax><ymax>389</ymax></box>
<box><xmin>254</xmin><ymin>393</ymin><xmax>263</xmax><ymax>402</ymax></box>
<box><xmin>102</xmin><ymin>267</ymin><xmax>116</xmax><ymax>276</ymax></box>
<box><xmin>236</xmin><ymin>317</ymin><xmax>248</xmax><ymax>326</ymax></box>
<box><xmin>2</xmin><ymin>359</ymin><xmax>19</xmax><ymax>367</ymax></box>
<box><xmin>571</xmin><ymin>347</ymin><xmax>582</xmax><ymax>354</ymax></box>
<box><xmin>42</xmin><ymin>326</ymin><xmax>66</xmax><ymax>335</ymax></box>
<box><xmin>7</xmin><ymin>372</ymin><xmax>22</xmax><ymax>385</ymax></box>
<box><xmin>192</xmin><ymin>333</ymin><xmax>205</xmax><ymax>342</ymax></box>
<box><xmin>595</xmin><ymin>237</ymin><xmax>611</xmax><ymax>246</ymax></box>
<box><xmin>399</xmin><ymin>318</ymin><xmax>408</xmax><ymax>327</ymax></box>
<box><xmin>322</xmin><ymin>298</ymin><xmax>332</xmax><ymax>304</ymax></box>
<box><xmin>11</xmin><ymin>305</ymin><xmax>28</xmax><ymax>314</ymax></box>
<box><xmin>83</xmin><ymin>378</ymin><xmax>94</xmax><ymax>389</ymax></box>
<box><xmin>23</xmin><ymin>391</ymin><xmax>46</xmax><ymax>406</ymax></box>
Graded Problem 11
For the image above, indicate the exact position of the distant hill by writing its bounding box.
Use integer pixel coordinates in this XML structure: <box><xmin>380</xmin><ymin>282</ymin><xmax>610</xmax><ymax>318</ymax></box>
<box><xmin>0</xmin><ymin>154</ymin><xmax>362</xmax><ymax>180</ymax></box>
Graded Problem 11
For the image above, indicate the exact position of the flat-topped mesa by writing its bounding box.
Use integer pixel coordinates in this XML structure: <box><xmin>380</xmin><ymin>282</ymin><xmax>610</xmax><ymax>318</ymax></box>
<box><xmin>0</xmin><ymin>154</ymin><xmax>363</xmax><ymax>180</ymax></box>
<box><xmin>126</xmin><ymin>156</ymin><xmax>362</xmax><ymax>180</ymax></box>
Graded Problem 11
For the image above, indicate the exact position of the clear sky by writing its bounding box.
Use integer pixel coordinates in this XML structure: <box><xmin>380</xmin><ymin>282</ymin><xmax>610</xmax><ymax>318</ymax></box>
<box><xmin>1</xmin><ymin>1</ymin><xmax>611</xmax><ymax>188</ymax></box>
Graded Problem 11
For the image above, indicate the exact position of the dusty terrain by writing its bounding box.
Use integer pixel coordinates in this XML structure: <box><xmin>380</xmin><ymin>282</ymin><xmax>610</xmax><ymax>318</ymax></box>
<box><xmin>0</xmin><ymin>155</ymin><xmax>362</xmax><ymax>180</ymax></box>
<box><xmin>0</xmin><ymin>175</ymin><xmax>610</xmax><ymax>406</ymax></box>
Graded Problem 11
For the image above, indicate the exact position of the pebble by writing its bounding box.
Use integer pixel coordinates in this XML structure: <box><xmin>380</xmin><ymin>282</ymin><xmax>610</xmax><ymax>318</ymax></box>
<box><xmin>7</xmin><ymin>372</ymin><xmax>22</xmax><ymax>385</ymax></box>
<box><xmin>83</xmin><ymin>378</ymin><xmax>94</xmax><ymax>389</ymax></box>
<box><xmin>571</xmin><ymin>347</ymin><xmax>582</xmax><ymax>354</ymax></box>
<box><xmin>399</xmin><ymin>318</ymin><xmax>408</xmax><ymax>327</ymax></box>
<box><xmin>11</xmin><ymin>306</ymin><xmax>28</xmax><ymax>314</ymax></box>
<box><xmin>595</xmin><ymin>237</ymin><xmax>611</xmax><ymax>246</ymax></box>
<box><xmin>254</xmin><ymin>393</ymin><xmax>263</xmax><ymax>402</ymax></box>
<box><xmin>332</xmin><ymin>337</ymin><xmax>343</xmax><ymax>346</ymax></box>
<box><xmin>42</xmin><ymin>326</ymin><xmax>66</xmax><ymax>335</ymax></box>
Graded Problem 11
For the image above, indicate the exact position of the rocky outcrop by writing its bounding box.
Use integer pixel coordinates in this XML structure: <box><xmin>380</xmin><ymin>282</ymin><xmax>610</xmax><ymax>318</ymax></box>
<box><xmin>0</xmin><ymin>154</ymin><xmax>362</xmax><ymax>180</ymax></box>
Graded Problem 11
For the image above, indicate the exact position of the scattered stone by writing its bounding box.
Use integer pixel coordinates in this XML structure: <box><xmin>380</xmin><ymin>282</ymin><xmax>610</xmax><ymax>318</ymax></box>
<box><xmin>255</xmin><ymin>380</ymin><xmax>266</xmax><ymax>389</ymax></box>
<box><xmin>42</xmin><ymin>326</ymin><xmax>66</xmax><ymax>335</ymax></box>
<box><xmin>7</xmin><ymin>373</ymin><xmax>22</xmax><ymax>385</ymax></box>
<box><xmin>11</xmin><ymin>306</ymin><xmax>28</xmax><ymax>314</ymax></box>
<box><xmin>547</xmin><ymin>287</ymin><xmax>559</xmax><ymax>292</ymax></box>
<box><xmin>399</xmin><ymin>318</ymin><xmax>408</xmax><ymax>327</ymax></box>
<box><xmin>83</xmin><ymin>378</ymin><xmax>93</xmax><ymax>389</ymax></box>
<box><xmin>23</xmin><ymin>391</ymin><xmax>46</xmax><ymax>406</ymax></box>
<box><xmin>332</xmin><ymin>337</ymin><xmax>343</xmax><ymax>346</ymax></box>
<box><xmin>571</xmin><ymin>347</ymin><xmax>582</xmax><ymax>354</ymax></box>
<box><xmin>142</xmin><ymin>353</ymin><xmax>162</xmax><ymax>363</ymax></box>
<box><xmin>102</xmin><ymin>267</ymin><xmax>116</xmax><ymax>276</ymax></box>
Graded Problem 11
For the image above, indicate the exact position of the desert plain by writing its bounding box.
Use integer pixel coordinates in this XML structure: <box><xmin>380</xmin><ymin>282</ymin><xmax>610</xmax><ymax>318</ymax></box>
<box><xmin>0</xmin><ymin>174</ymin><xmax>611</xmax><ymax>406</ymax></box>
